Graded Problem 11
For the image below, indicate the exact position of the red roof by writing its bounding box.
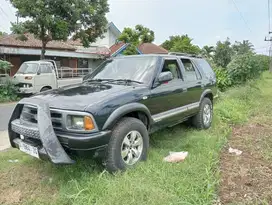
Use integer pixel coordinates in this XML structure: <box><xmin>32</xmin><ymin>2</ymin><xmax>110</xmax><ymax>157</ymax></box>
<box><xmin>138</xmin><ymin>43</ymin><xmax>168</xmax><ymax>54</ymax></box>
<box><xmin>109</xmin><ymin>42</ymin><xmax>126</xmax><ymax>55</ymax></box>
<box><xmin>0</xmin><ymin>33</ymin><xmax>75</xmax><ymax>50</ymax></box>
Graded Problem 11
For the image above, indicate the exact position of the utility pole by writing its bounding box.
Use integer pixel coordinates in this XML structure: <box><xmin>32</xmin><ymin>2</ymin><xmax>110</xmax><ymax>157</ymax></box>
<box><xmin>265</xmin><ymin>36</ymin><xmax>272</xmax><ymax>72</ymax></box>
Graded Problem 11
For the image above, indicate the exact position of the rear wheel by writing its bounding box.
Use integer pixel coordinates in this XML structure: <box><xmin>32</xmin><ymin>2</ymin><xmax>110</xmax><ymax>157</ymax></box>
<box><xmin>105</xmin><ymin>117</ymin><xmax>149</xmax><ymax>172</ymax></box>
<box><xmin>192</xmin><ymin>97</ymin><xmax>213</xmax><ymax>129</ymax></box>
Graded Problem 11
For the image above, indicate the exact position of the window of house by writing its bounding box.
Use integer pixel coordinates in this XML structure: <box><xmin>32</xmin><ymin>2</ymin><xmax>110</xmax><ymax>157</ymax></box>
<box><xmin>39</xmin><ymin>64</ymin><xmax>52</xmax><ymax>73</ymax></box>
<box><xmin>161</xmin><ymin>59</ymin><xmax>181</xmax><ymax>79</ymax></box>
<box><xmin>180</xmin><ymin>58</ymin><xmax>201</xmax><ymax>81</ymax></box>
<box><xmin>78</xmin><ymin>58</ymin><xmax>89</xmax><ymax>68</ymax></box>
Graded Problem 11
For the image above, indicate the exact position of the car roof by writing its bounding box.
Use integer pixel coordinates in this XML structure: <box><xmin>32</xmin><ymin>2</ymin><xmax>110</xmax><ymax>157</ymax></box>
<box><xmin>23</xmin><ymin>61</ymin><xmax>51</xmax><ymax>64</ymax></box>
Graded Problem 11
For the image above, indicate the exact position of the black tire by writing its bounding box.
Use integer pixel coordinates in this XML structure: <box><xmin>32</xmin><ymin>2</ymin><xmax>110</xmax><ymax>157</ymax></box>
<box><xmin>40</xmin><ymin>87</ymin><xmax>51</xmax><ymax>92</ymax></box>
<box><xmin>105</xmin><ymin>117</ymin><xmax>149</xmax><ymax>172</ymax></box>
<box><xmin>192</xmin><ymin>97</ymin><xmax>213</xmax><ymax>129</ymax></box>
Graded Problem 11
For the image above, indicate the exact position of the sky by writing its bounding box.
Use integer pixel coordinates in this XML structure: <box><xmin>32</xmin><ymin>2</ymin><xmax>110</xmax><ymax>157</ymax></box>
<box><xmin>0</xmin><ymin>0</ymin><xmax>270</xmax><ymax>54</ymax></box>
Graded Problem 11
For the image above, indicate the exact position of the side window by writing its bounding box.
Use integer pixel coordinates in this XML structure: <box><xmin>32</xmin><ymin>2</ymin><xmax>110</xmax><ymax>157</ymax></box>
<box><xmin>180</xmin><ymin>58</ymin><xmax>201</xmax><ymax>81</ymax></box>
<box><xmin>161</xmin><ymin>59</ymin><xmax>181</xmax><ymax>79</ymax></box>
<box><xmin>39</xmin><ymin>64</ymin><xmax>52</xmax><ymax>74</ymax></box>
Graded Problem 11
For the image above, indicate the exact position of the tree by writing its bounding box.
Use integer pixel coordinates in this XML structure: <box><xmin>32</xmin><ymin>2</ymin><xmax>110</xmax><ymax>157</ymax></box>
<box><xmin>213</xmin><ymin>38</ymin><xmax>234</xmax><ymax>68</ymax></box>
<box><xmin>0</xmin><ymin>31</ymin><xmax>8</xmax><ymax>37</ymax></box>
<box><xmin>161</xmin><ymin>35</ymin><xmax>201</xmax><ymax>54</ymax></box>
<box><xmin>232</xmin><ymin>40</ymin><xmax>254</xmax><ymax>55</ymax></box>
<box><xmin>118</xmin><ymin>25</ymin><xmax>155</xmax><ymax>55</ymax></box>
<box><xmin>10</xmin><ymin>0</ymin><xmax>109</xmax><ymax>59</ymax></box>
<box><xmin>201</xmin><ymin>45</ymin><xmax>214</xmax><ymax>59</ymax></box>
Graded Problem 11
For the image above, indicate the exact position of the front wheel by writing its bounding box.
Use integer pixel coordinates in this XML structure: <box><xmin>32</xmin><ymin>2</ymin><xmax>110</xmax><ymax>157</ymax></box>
<box><xmin>105</xmin><ymin>117</ymin><xmax>149</xmax><ymax>172</ymax></box>
<box><xmin>192</xmin><ymin>97</ymin><xmax>213</xmax><ymax>129</ymax></box>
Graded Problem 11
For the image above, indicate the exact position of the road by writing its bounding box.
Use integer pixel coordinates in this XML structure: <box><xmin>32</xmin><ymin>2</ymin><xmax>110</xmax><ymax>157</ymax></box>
<box><xmin>0</xmin><ymin>103</ymin><xmax>16</xmax><ymax>151</ymax></box>
<box><xmin>0</xmin><ymin>103</ymin><xmax>16</xmax><ymax>131</ymax></box>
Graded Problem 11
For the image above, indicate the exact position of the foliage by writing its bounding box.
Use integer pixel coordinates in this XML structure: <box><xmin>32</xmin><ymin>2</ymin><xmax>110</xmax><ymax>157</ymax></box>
<box><xmin>0</xmin><ymin>79</ymin><xmax>19</xmax><ymax>102</ymax></box>
<box><xmin>227</xmin><ymin>53</ymin><xmax>262</xmax><ymax>85</ymax></box>
<box><xmin>0</xmin><ymin>60</ymin><xmax>12</xmax><ymax>73</ymax></box>
<box><xmin>119</xmin><ymin>25</ymin><xmax>155</xmax><ymax>45</ymax></box>
<box><xmin>10</xmin><ymin>0</ymin><xmax>109</xmax><ymax>59</ymax></box>
<box><xmin>118</xmin><ymin>25</ymin><xmax>155</xmax><ymax>55</ymax></box>
<box><xmin>161</xmin><ymin>35</ymin><xmax>201</xmax><ymax>54</ymax></box>
<box><xmin>0</xmin><ymin>31</ymin><xmax>8</xmax><ymax>36</ymax></box>
<box><xmin>213</xmin><ymin>66</ymin><xmax>232</xmax><ymax>91</ymax></box>
<box><xmin>201</xmin><ymin>45</ymin><xmax>214</xmax><ymax>59</ymax></box>
<box><xmin>254</xmin><ymin>54</ymin><xmax>270</xmax><ymax>71</ymax></box>
<box><xmin>232</xmin><ymin>40</ymin><xmax>254</xmax><ymax>55</ymax></box>
<box><xmin>213</xmin><ymin>38</ymin><xmax>234</xmax><ymax>68</ymax></box>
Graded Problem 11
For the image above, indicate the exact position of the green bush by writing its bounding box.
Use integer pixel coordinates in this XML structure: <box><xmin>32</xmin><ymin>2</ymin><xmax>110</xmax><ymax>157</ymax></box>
<box><xmin>0</xmin><ymin>79</ymin><xmax>19</xmax><ymax>102</ymax></box>
<box><xmin>0</xmin><ymin>60</ymin><xmax>12</xmax><ymax>74</ymax></box>
<box><xmin>227</xmin><ymin>53</ymin><xmax>262</xmax><ymax>86</ymax></box>
<box><xmin>213</xmin><ymin>66</ymin><xmax>232</xmax><ymax>91</ymax></box>
<box><xmin>254</xmin><ymin>54</ymin><xmax>270</xmax><ymax>71</ymax></box>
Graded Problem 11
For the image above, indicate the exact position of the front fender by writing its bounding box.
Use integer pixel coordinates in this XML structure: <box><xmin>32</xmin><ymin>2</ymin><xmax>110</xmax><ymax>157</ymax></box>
<box><xmin>102</xmin><ymin>103</ymin><xmax>153</xmax><ymax>130</ymax></box>
<box><xmin>200</xmin><ymin>89</ymin><xmax>213</xmax><ymax>102</ymax></box>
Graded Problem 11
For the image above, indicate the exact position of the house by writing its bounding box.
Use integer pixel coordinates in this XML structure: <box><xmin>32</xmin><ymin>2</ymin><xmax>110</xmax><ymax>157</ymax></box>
<box><xmin>110</xmin><ymin>42</ymin><xmax>168</xmax><ymax>57</ymax></box>
<box><xmin>0</xmin><ymin>22</ymin><xmax>121</xmax><ymax>76</ymax></box>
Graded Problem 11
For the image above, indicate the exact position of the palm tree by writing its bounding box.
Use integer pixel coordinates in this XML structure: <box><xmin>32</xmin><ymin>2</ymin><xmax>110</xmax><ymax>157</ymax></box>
<box><xmin>232</xmin><ymin>40</ymin><xmax>254</xmax><ymax>55</ymax></box>
<box><xmin>202</xmin><ymin>46</ymin><xmax>214</xmax><ymax>59</ymax></box>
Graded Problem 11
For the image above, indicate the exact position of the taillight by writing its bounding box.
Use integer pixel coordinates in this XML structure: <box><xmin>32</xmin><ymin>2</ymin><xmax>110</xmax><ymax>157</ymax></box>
<box><xmin>25</xmin><ymin>76</ymin><xmax>32</xmax><ymax>80</ymax></box>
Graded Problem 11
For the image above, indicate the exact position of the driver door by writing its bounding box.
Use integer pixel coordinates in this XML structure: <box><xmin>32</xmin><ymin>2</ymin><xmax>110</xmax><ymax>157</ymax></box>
<box><xmin>143</xmin><ymin>58</ymin><xmax>188</xmax><ymax>124</ymax></box>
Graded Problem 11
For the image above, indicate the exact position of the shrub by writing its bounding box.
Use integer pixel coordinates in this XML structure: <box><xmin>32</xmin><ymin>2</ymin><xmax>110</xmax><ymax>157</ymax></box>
<box><xmin>227</xmin><ymin>54</ymin><xmax>262</xmax><ymax>86</ymax></box>
<box><xmin>213</xmin><ymin>66</ymin><xmax>232</xmax><ymax>91</ymax></box>
<box><xmin>0</xmin><ymin>60</ymin><xmax>12</xmax><ymax>74</ymax></box>
<box><xmin>254</xmin><ymin>54</ymin><xmax>270</xmax><ymax>71</ymax></box>
<box><xmin>0</xmin><ymin>78</ymin><xmax>19</xmax><ymax>102</ymax></box>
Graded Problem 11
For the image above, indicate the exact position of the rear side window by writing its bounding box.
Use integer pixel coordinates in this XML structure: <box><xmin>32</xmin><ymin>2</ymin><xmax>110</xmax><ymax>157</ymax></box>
<box><xmin>195</xmin><ymin>59</ymin><xmax>215</xmax><ymax>80</ymax></box>
<box><xmin>39</xmin><ymin>64</ymin><xmax>52</xmax><ymax>73</ymax></box>
<box><xmin>180</xmin><ymin>58</ymin><xmax>201</xmax><ymax>81</ymax></box>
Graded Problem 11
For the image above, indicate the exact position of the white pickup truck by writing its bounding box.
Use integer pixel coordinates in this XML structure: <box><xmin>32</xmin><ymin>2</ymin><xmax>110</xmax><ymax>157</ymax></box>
<box><xmin>13</xmin><ymin>60</ymin><xmax>85</xmax><ymax>94</ymax></box>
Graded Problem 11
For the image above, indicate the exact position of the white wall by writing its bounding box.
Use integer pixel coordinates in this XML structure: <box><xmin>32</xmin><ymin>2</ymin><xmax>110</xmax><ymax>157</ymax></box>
<box><xmin>91</xmin><ymin>30</ymin><xmax>110</xmax><ymax>47</ymax></box>
<box><xmin>88</xmin><ymin>59</ymin><xmax>104</xmax><ymax>71</ymax></box>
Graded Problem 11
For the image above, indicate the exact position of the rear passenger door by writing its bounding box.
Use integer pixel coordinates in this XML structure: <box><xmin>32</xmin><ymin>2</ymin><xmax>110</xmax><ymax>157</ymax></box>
<box><xmin>180</xmin><ymin>58</ymin><xmax>203</xmax><ymax>105</ymax></box>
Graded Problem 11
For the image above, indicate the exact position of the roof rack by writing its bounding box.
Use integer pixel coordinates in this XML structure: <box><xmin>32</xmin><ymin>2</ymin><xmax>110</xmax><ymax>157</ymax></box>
<box><xmin>168</xmin><ymin>52</ymin><xmax>202</xmax><ymax>58</ymax></box>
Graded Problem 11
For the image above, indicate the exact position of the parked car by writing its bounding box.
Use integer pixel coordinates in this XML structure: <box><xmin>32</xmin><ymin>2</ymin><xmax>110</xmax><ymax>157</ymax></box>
<box><xmin>8</xmin><ymin>53</ymin><xmax>217</xmax><ymax>172</ymax></box>
<box><xmin>13</xmin><ymin>60</ymin><xmax>84</xmax><ymax>94</ymax></box>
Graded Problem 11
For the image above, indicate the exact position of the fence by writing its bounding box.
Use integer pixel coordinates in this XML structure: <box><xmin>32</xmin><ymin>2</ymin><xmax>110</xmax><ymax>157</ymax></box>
<box><xmin>57</xmin><ymin>67</ymin><xmax>92</xmax><ymax>79</ymax></box>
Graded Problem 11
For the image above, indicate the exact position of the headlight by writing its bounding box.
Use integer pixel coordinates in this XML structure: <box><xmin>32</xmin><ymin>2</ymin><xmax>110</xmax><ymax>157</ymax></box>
<box><xmin>66</xmin><ymin>115</ymin><xmax>95</xmax><ymax>131</ymax></box>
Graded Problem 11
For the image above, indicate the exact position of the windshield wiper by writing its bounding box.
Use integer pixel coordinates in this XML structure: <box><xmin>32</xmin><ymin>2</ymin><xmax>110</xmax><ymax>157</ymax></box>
<box><xmin>108</xmin><ymin>79</ymin><xmax>143</xmax><ymax>84</ymax></box>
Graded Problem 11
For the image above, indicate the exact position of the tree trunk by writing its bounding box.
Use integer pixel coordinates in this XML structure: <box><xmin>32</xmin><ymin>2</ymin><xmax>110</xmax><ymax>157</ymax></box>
<box><xmin>41</xmin><ymin>41</ymin><xmax>47</xmax><ymax>60</ymax></box>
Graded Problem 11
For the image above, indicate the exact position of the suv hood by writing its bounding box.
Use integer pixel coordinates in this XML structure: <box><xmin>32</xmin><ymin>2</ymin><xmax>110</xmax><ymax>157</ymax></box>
<box><xmin>29</xmin><ymin>83</ymin><xmax>141</xmax><ymax>111</ymax></box>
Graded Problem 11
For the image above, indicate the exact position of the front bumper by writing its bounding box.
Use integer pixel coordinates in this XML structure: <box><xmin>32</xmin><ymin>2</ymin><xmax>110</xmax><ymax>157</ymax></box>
<box><xmin>9</xmin><ymin>99</ymin><xmax>111</xmax><ymax>164</ymax></box>
<box><xmin>18</xmin><ymin>87</ymin><xmax>35</xmax><ymax>94</ymax></box>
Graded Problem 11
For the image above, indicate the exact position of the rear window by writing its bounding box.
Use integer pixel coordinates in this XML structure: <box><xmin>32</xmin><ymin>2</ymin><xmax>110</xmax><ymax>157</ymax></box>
<box><xmin>195</xmin><ymin>59</ymin><xmax>215</xmax><ymax>80</ymax></box>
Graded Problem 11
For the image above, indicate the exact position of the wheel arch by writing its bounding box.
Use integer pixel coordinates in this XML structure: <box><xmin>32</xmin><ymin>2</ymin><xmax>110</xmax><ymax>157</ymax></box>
<box><xmin>200</xmin><ymin>89</ymin><xmax>213</xmax><ymax>104</ymax></box>
<box><xmin>102</xmin><ymin>103</ymin><xmax>153</xmax><ymax>131</ymax></box>
<box><xmin>40</xmin><ymin>86</ymin><xmax>52</xmax><ymax>92</ymax></box>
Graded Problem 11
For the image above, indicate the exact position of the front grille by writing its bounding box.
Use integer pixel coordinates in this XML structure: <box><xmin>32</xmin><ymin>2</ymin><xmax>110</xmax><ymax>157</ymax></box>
<box><xmin>20</xmin><ymin>105</ymin><xmax>63</xmax><ymax>130</ymax></box>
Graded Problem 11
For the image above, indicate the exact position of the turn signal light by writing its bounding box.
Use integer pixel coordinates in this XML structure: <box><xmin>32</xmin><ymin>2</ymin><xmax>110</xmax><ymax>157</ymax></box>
<box><xmin>84</xmin><ymin>116</ymin><xmax>95</xmax><ymax>130</ymax></box>
<box><xmin>25</xmin><ymin>76</ymin><xmax>33</xmax><ymax>80</ymax></box>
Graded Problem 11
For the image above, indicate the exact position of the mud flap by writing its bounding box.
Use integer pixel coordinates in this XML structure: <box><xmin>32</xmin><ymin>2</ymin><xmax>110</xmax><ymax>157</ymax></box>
<box><xmin>19</xmin><ymin>98</ymin><xmax>75</xmax><ymax>164</ymax></box>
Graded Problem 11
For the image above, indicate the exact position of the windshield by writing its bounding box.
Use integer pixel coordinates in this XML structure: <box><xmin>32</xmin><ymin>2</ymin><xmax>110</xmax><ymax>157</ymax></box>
<box><xmin>84</xmin><ymin>56</ymin><xmax>157</xmax><ymax>84</ymax></box>
<box><xmin>17</xmin><ymin>63</ymin><xmax>39</xmax><ymax>74</ymax></box>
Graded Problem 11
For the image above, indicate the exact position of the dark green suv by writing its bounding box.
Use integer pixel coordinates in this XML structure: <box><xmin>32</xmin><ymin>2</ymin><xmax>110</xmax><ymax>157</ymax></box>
<box><xmin>9</xmin><ymin>53</ymin><xmax>217</xmax><ymax>172</ymax></box>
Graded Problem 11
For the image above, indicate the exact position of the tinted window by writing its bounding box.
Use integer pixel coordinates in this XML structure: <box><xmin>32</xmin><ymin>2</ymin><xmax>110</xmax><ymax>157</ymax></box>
<box><xmin>84</xmin><ymin>57</ymin><xmax>157</xmax><ymax>84</ymax></box>
<box><xmin>39</xmin><ymin>64</ymin><xmax>52</xmax><ymax>73</ymax></box>
<box><xmin>195</xmin><ymin>59</ymin><xmax>215</xmax><ymax>80</ymax></box>
<box><xmin>180</xmin><ymin>58</ymin><xmax>201</xmax><ymax>81</ymax></box>
<box><xmin>161</xmin><ymin>59</ymin><xmax>181</xmax><ymax>79</ymax></box>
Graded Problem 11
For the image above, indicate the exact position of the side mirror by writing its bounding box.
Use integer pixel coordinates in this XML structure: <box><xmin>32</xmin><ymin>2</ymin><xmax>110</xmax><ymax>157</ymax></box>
<box><xmin>158</xmin><ymin>71</ymin><xmax>173</xmax><ymax>83</ymax></box>
<box><xmin>37</xmin><ymin>71</ymin><xmax>41</xmax><ymax>75</ymax></box>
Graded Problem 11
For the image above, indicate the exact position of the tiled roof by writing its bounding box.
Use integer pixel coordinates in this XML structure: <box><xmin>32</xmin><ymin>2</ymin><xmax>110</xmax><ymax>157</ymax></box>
<box><xmin>109</xmin><ymin>42</ymin><xmax>126</xmax><ymax>55</ymax></box>
<box><xmin>0</xmin><ymin>33</ymin><xmax>75</xmax><ymax>50</ymax></box>
<box><xmin>138</xmin><ymin>43</ymin><xmax>168</xmax><ymax>54</ymax></box>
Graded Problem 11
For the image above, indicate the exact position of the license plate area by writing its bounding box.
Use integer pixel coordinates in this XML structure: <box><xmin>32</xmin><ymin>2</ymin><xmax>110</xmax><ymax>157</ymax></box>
<box><xmin>19</xmin><ymin>140</ymin><xmax>39</xmax><ymax>159</ymax></box>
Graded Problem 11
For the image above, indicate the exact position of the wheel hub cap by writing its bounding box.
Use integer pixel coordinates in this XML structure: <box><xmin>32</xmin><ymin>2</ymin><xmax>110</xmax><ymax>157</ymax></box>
<box><xmin>121</xmin><ymin>130</ymin><xmax>143</xmax><ymax>165</ymax></box>
<box><xmin>203</xmin><ymin>104</ymin><xmax>212</xmax><ymax>125</ymax></box>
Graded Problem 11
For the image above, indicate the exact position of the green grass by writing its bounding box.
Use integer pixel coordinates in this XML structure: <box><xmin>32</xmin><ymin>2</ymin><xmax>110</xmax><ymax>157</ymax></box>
<box><xmin>1</xmin><ymin>72</ymin><xmax>272</xmax><ymax>205</ymax></box>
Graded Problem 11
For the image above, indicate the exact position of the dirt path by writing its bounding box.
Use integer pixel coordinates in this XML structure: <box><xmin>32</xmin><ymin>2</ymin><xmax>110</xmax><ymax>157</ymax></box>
<box><xmin>219</xmin><ymin>121</ymin><xmax>272</xmax><ymax>204</ymax></box>
<box><xmin>0</xmin><ymin>131</ymin><xmax>10</xmax><ymax>151</ymax></box>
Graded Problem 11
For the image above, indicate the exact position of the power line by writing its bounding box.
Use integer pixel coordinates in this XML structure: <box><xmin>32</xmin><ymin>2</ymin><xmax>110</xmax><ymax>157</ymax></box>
<box><xmin>231</xmin><ymin>0</ymin><xmax>253</xmax><ymax>34</ymax></box>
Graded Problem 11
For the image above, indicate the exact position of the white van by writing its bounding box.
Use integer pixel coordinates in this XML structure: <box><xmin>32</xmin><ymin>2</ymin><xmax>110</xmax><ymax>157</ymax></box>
<box><xmin>13</xmin><ymin>60</ymin><xmax>84</xmax><ymax>94</ymax></box>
